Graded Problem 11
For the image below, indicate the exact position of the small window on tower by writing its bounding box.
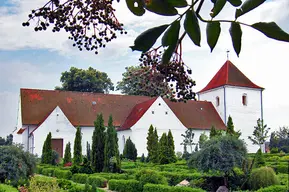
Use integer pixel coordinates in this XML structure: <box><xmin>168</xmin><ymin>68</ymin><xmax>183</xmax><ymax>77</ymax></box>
<box><xmin>242</xmin><ymin>94</ymin><xmax>247</xmax><ymax>106</ymax></box>
<box><xmin>216</xmin><ymin>96</ymin><xmax>220</xmax><ymax>106</ymax></box>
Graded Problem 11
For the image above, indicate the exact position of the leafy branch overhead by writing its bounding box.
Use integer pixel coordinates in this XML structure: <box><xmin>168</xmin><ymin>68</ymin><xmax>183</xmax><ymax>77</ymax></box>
<box><xmin>24</xmin><ymin>0</ymin><xmax>289</xmax><ymax>101</ymax></box>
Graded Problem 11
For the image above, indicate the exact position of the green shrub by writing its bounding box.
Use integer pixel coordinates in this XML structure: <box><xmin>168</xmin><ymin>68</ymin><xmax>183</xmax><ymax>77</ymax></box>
<box><xmin>108</xmin><ymin>179</ymin><xmax>142</xmax><ymax>192</ymax></box>
<box><xmin>280</xmin><ymin>156</ymin><xmax>289</xmax><ymax>162</ymax></box>
<box><xmin>256</xmin><ymin>185</ymin><xmax>287</xmax><ymax>192</ymax></box>
<box><xmin>266</xmin><ymin>156</ymin><xmax>280</xmax><ymax>162</ymax></box>
<box><xmin>57</xmin><ymin>179</ymin><xmax>73</xmax><ymax>190</ymax></box>
<box><xmin>277</xmin><ymin>174</ymin><xmax>288</xmax><ymax>186</ymax></box>
<box><xmin>54</xmin><ymin>169</ymin><xmax>72</xmax><ymax>179</ymax></box>
<box><xmin>160</xmin><ymin>172</ymin><xmax>202</xmax><ymax>186</ymax></box>
<box><xmin>72</xmin><ymin>173</ymin><xmax>88</xmax><ymax>184</ymax></box>
<box><xmin>42</xmin><ymin>167</ymin><xmax>55</xmax><ymax>177</ymax></box>
<box><xmin>249</xmin><ymin>167</ymin><xmax>280</xmax><ymax>190</ymax></box>
<box><xmin>68</xmin><ymin>183</ymin><xmax>86</xmax><ymax>192</ymax></box>
<box><xmin>143</xmin><ymin>184</ymin><xmax>205</xmax><ymax>192</ymax></box>
<box><xmin>135</xmin><ymin>169</ymin><xmax>167</xmax><ymax>186</ymax></box>
<box><xmin>0</xmin><ymin>184</ymin><xmax>18</xmax><ymax>192</ymax></box>
<box><xmin>29</xmin><ymin>176</ymin><xmax>63</xmax><ymax>192</ymax></box>
<box><xmin>87</xmin><ymin>176</ymin><xmax>107</xmax><ymax>188</ymax></box>
<box><xmin>92</xmin><ymin>172</ymin><xmax>133</xmax><ymax>180</ymax></box>
<box><xmin>270</xmin><ymin>147</ymin><xmax>279</xmax><ymax>154</ymax></box>
<box><xmin>276</xmin><ymin>165</ymin><xmax>288</xmax><ymax>174</ymax></box>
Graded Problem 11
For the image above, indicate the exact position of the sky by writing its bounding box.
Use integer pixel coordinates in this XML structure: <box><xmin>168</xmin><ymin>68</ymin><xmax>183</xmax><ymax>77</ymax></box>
<box><xmin>0</xmin><ymin>0</ymin><xmax>289</xmax><ymax>137</ymax></box>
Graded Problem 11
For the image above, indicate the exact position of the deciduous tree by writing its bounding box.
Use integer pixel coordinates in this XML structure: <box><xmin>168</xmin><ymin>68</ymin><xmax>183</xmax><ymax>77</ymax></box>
<box><xmin>248</xmin><ymin>118</ymin><xmax>270</xmax><ymax>151</ymax></box>
<box><xmin>181</xmin><ymin>129</ymin><xmax>195</xmax><ymax>153</ymax></box>
<box><xmin>73</xmin><ymin>127</ymin><xmax>82</xmax><ymax>165</ymax></box>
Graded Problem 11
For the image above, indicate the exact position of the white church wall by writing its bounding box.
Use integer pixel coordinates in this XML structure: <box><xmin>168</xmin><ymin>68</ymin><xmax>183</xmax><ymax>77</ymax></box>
<box><xmin>32</xmin><ymin>106</ymin><xmax>76</xmax><ymax>158</ymax></box>
<box><xmin>80</xmin><ymin>126</ymin><xmax>95</xmax><ymax>155</ymax></box>
<box><xmin>225</xmin><ymin>86</ymin><xmax>263</xmax><ymax>153</ymax></box>
<box><xmin>117</xmin><ymin>129</ymin><xmax>133</xmax><ymax>155</ymax></box>
<box><xmin>198</xmin><ymin>87</ymin><xmax>226</xmax><ymax>123</ymax></box>
<box><xmin>13</xmin><ymin>95</ymin><xmax>23</xmax><ymax>144</ymax></box>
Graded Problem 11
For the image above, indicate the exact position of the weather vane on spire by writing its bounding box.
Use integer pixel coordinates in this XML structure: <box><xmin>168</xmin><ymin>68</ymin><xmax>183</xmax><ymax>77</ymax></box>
<box><xmin>226</xmin><ymin>50</ymin><xmax>230</xmax><ymax>60</ymax></box>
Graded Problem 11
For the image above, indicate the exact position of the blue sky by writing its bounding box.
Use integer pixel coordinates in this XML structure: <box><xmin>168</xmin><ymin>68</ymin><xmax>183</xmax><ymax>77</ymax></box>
<box><xmin>0</xmin><ymin>0</ymin><xmax>289</xmax><ymax>137</ymax></box>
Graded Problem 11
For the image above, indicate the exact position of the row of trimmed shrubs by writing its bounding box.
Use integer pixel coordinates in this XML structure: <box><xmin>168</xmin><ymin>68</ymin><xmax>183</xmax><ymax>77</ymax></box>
<box><xmin>108</xmin><ymin>179</ymin><xmax>205</xmax><ymax>192</ymax></box>
<box><xmin>0</xmin><ymin>184</ymin><xmax>18</xmax><ymax>192</ymax></box>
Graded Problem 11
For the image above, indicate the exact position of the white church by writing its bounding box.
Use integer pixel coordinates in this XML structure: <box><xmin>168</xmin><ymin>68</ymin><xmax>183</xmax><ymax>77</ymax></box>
<box><xmin>13</xmin><ymin>60</ymin><xmax>264</xmax><ymax>157</ymax></box>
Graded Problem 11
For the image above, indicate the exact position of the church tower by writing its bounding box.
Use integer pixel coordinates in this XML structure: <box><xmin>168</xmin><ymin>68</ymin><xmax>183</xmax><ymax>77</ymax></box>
<box><xmin>197</xmin><ymin>60</ymin><xmax>264</xmax><ymax>153</ymax></box>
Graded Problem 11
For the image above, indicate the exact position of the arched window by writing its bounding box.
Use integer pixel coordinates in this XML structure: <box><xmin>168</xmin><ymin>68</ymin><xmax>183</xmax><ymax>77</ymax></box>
<box><xmin>242</xmin><ymin>94</ymin><xmax>247</xmax><ymax>106</ymax></box>
<box><xmin>216</xmin><ymin>96</ymin><xmax>220</xmax><ymax>106</ymax></box>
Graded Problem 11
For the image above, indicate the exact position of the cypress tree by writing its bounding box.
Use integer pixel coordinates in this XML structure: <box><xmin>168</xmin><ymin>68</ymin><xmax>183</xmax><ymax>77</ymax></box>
<box><xmin>198</xmin><ymin>132</ymin><xmax>208</xmax><ymax>149</ymax></box>
<box><xmin>41</xmin><ymin>132</ymin><xmax>52</xmax><ymax>164</ymax></box>
<box><xmin>86</xmin><ymin>142</ymin><xmax>91</xmax><ymax>162</ymax></box>
<box><xmin>123</xmin><ymin>137</ymin><xmax>137</xmax><ymax>161</ymax></box>
<box><xmin>226</xmin><ymin>116</ymin><xmax>241</xmax><ymax>138</ymax></box>
<box><xmin>73</xmin><ymin>126</ymin><xmax>82</xmax><ymax>165</ymax></box>
<box><xmin>159</xmin><ymin>133</ymin><xmax>169</xmax><ymax>164</ymax></box>
<box><xmin>210</xmin><ymin>125</ymin><xmax>222</xmax><ymax>139</ymax></box>
<box><xmin>103</xmin><ymin>115</ymin><xmax>121</xmax><ymax>172</ymax></box>
<box><xmin>146</xmin><ymin>125</ymin><xmax>154</xmax><ymax>161</ymax></box>
<box><xmin>167</xmin><ymin>130</ymin><xmax>177</xmax><ymax>163</ymax></box>
<box><xmin>63</xmin><ymin>142</ymin><xmax>72</xmax><ymax>164</ymax></box>
<box><xmin>92</xmin><ymin>113</ymin><xmax>106</xmax><ymax>172</ymax></box>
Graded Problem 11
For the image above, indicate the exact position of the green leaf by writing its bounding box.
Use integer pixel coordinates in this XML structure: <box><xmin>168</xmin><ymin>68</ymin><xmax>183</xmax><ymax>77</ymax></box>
<box><xmin>206</xmin><ymin>22</ymin><xmax>221</xmax><ymax>52</ymax></box>
<box><xmin>162</xmin><ymin>20</ymin><xmax>180</xmax><ymax>64</ymax></box>
<box><xmin>184</xmin><ymin>9</ymin><xmax>201</xmax><ymax>46</ymax></box>
<box><xmin>251</xmin><ymin>22</ymin><xmax>289</xmax><ymax>42</ymax></box>
<box><xmin>235</xmin><ymin>0</ymin><xmax>265</xmax><ymax>18</ymax></box>
<box><xmin>227</xmin><ymin>0</ymin><xmax>242</xmax><ymax>7</ymax></box>
<box><xmin>125</xmin><ymin>0</ymin><xmax>146</xmax><ymax>16</ymax></box>
<box><xmin>167</xmin><ymin>0</ymin><xmax>188</xmax><ymax>7</ymax></box>
<box><xmin>210</xmin><ymin>0</ymin><xmax>226</xmax><ymax>18</ymax></box>
<box><xmin>145</xmin><ymin>0</ymin><xmax>178</xmax><ymax>16</ymax></box>
<box><xmin>130</xmin><ymin>24</ymin><xmax>169</xmax><ymax>52</ymax></box>
<box><xmin>229</xmin><ymin>22</ymin><xmax>242</xmax><ymax>57</ymax></box>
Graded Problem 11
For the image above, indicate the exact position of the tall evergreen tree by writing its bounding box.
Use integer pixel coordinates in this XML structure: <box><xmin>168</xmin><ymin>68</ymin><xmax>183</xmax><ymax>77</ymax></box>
<box><xmin>123</xmin><ymin>137</ymin><xmax>137</xmax><ymax>161</ymax></box>
<box><xmin>63</xmin><ymin>142</ymin><xmax>72</xmax><ymax>164</ymax></box>
<box><xmin>159</xmin><ymin>133</ymin><xmax>169</xmax><ymax>164</ymax></box>
<box><xmin>92</xmin><ymin>113</ymin><xmax>106</xmax><ymax>172</ymax></box>
<box><xmin>41</xmin><ymin>132</ymin><xmax>52</xmax><ymax>164</ymax></box>
<box><xmin>167</xmin><ymin>130</ymin><xmax>177</xmax><ymax>163</ymax></box>
<box><xmin>210</xmin><ymin>125</ymin><xmax>222</xmax><ymax>139</ymax></box>
<box><xmin>73</xmin><ymin>126</ymin><xmax>82</xmax><ymax>165</ymax></box>
<box><xmin>226</xmin><ymin>116</ymin><xmax>241</xmax><ymax>138</ymax></box>
<box><xmin>198</xmin><ymin>132</ymin><xmax>208</xmax><ymax>149</ymax></box>
<box><xmin>86</xmin><ymin>142</ymin><xmax>91</xmax><ymax>162</ymax></box>
<box><xmin>146</xmin><ymin>125</ymin><xmax>159</xmax><ymax>163</ymax></box>
<box><xmin>103</xmin><ymin>115</ymin><xmax>121</xmax><ymax>172</ymax></box>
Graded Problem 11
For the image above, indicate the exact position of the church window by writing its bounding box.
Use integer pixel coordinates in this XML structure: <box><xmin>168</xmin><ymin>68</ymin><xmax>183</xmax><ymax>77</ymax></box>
<box><xmin>165</xmin><ymin>111</ymin><xmax>168</xmax><ymax>115</ymax></box>
<box><xmin>216</xmin><ymin>96</ymin><xmax>220</xmax><ymax>106</ymax></box>
<box><xmin>152</xmin><ymin>111</ymin><xmax>155</xmax><ymax>114</ymax></box>
<box><xmin>242</xmin><ymin>94</ymin><xmax>247</xmax><ymax>106</ymax></box>
<box><xmin>158</xmin><ymin>103</ymin><xmax>161</xmax><ymax>106</ymax></box>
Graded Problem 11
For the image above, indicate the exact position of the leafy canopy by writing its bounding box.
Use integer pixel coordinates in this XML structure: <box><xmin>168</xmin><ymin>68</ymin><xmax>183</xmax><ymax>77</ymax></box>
<box><xmin>248</xmin><ymin>118</ymin><xmax>270</xmax><ymax>149</ymax></box>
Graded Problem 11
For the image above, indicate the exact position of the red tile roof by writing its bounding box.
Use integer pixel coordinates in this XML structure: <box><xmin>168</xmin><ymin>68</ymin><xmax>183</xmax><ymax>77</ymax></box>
<box><xmin>20</xmin><ymin>88</ymin><xmax>226</xmax><ymax>130</ymax></box>
<box><xmin>198</xmin><ymin>60</ymin><xmax>263</xmax><ymax>93</ymax></box>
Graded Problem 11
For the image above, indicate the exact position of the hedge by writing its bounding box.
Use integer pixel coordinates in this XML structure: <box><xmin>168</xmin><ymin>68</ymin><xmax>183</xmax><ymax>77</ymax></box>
<box><xmin>92</xmin><ymin>173</ymin><xmax>134</xmax><ymax>180</ymax></box>
<box><xmin>54</xmin><ymin>169</ymin><xmax>72</xmax><ymax>180</ymax></box>
<box><xmin>87</xmin><ymin>175</ymin><xmax>107</xmax><ymax>188</ymax></box>
<box><xmin>42</xmin><ymin>167</ymin><xmax>55</xmax><ymax>177</ymax></box>
<box><xmin>160</xmin><ymin>172</ymin><xmax>203</xmax><ymax>186</ymax></box>
<box><xmin>108</xmin><ymin>179</ymin><xmax>142</xmax><ymax>192</ymax></box>
<box><xmin>72</xmin><ymin>173</ymin><xmax>89</xmax><ymax>184</ymax></box>
<box><xmin>0</xmin><ymin>184</ymin><xmax>18</xmax><ymax>192</ymax></box>
<box><xmin>143</xmin><ymin>184</ymin><xmax>205</xmax><ymax>192</ymax></box>
<box><xmin>256</xmin><ymin>185</ymin><xmax>287</xmax><ymax>192</ymax></box>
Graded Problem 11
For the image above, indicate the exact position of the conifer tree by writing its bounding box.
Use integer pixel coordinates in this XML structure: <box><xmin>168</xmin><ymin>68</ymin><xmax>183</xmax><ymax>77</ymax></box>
<box><xmin>92</xmin><ymin>113</ymin><xmax>106</xmax><ymax>172</ymax></box>
<box><xmin>210</xmin><ymin>125</ymin><xmax>222</xmax><ymax>139</ymax></box>
<box><xmin>86</xmin><ymin>142</ymin><xmax>91</xmax><ymax>162</ymax></box>
<box><xmin>198</xmin><ymin>132</ymin><xmax>208</xmax><ymax>149</ymax></box>
<box><xmin>195</xmin><ymin>144</ymin><xmax>199</xmax><ymax>152</ymax></box>
<box><xmin>123</xmin><ymin>137</ymin><xmax>137</xmax><ymax>161</ymax></box>
<box><xmin>167</xmin><ymin>130</ymin><xmax>177</xmax><ymax>163</ymax></box>
<box><xmin>226</xmin><ymin>116</ymin><xmax>241</xmax><ymax>138</ymax></box>
<box><xmin>159</xmin><ymin>133</ymin><xmax>169</xmax><ymax>164</ymax></box>
<box><xmin>41</xmin><ymin>132</ymin><xmax>52</xmax><ymax>164</ymax></box>
<box><xmin>63</xmin><ymin>142</ymin><xmax>72</xmax><ymax>164</ymax></box>
<box><xmin>73</xmin><ymin>126</ymin><xmax>82</xmax><ymax>165</ymax></box>
<box><xmin>103</xmin><ymin>115</ymin><xmax>121</xmax><ymax>172</ymax></box>
<box><xmin>146</xmin><ymin>125</ymin><xmax>159</xmax><ymax>163</ymax></box>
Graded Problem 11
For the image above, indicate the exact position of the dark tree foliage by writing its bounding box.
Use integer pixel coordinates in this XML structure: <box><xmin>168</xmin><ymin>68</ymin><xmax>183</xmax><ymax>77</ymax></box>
<box><xmin>92</xmin><ymin>113</ymin><xmax>106</xmax><ymax>172</ymax></box>
<box><xmin>140</xmin><ymin>153</ymin><xmax>145</xmax><ymax>163</ymax></box>
<box><xmin>41</xmin><ymin>132</ymin><xmax>52</xmax><ymax>164</ymax></box>
<box><xmin>268</xmin><ymin>126</ymin><xmax>289</xmax><ymax>152</ymax></box>
<box><xmin>254</xmin><ymin>148</ymin><xmax>265</xmax><ymax>168</ymax></box>
<box><xmin>181</xmin><ymin>128</ymin><xmax>195</xmax><ymax>153</ymax></box>
<box><xmin>63</xmin><ymin>142</ymin><xmax>72</xmax><ymax>164</ymax></box>
<box><xmin>189</xmin><ymin>135</ymin><xmax>247</xmax><ymax>187</ymax></box>
<box><xmin>0</xmin><ymin>134</ymin><xmax>13</xmax><ymax>146</ymax></box>
<box><xmin>86</xmin><ymin>142</ymin><xmax>91</xmax><ymax>162</ymax></box>
<box><xmin>103</xmin><ymin>115</ymin><xmax>121</xmax><ymax>172</ymax></box>
<box><xmin>123</xmin><ymin>137</ymin><xmax>137</xmax><ymax>161</ymax></box>
<box><xmin>74</xmin><ymin>126</ymin><xmax>83</xmax><ymax>165</ymax></box>
<box><xmin>146</xmin><ymin>125</ymin><xmax>159</xmax><ymax>163</ymax></box>
<box><xmin>159</xmin><ymin>133</ymin><xmax>169</xmax><ymax>164</ymax></box>
<box><xmin>55</xmin><ymin>67</ymin><xmax>114</xmax><ymax>93</ymax></box>
<box><xmin>248</xmin><ymin>118</ymin><xmax>270</xmax><ymax>150</ymax></box>
<box><xmin>209</xmin><ymin>125</ymin><xmax>222</xmax><ymax>139</ymax></box>
<box><xmin>116</xmin><ymin>66</ymin><xmax>173</xmax><ymax>97</ymax></box>
<box><xmin>167</xmin><ymin>130</ymin><xmax>177</xmax><ymax>163</ymax></box>
<box><xmin>226</xmin><ymin>116</ymin><xmax>241</xmax><ymax>138</ymax></box>
<box><xmin>198</xmin><ymin>132</ymin><xmax>208</xmax><ymax>149</ymax></box>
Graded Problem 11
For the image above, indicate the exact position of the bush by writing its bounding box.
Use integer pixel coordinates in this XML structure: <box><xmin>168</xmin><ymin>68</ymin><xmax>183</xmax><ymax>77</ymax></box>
<box><xmin>256</xmin><ymin>185</ymin><xmax>287</xmax><ymax>192</ymax></box>
<box><xmin>249</xmin><ymin>167</ymin><xmax>280</xmax><ymax>190</ymax></box>
<box><xmin>143</xmin><ymin>184</ymin><xmax>205</xmax><ymax>192</ymax></box>
<box><xmin>270</xmin><ymin>147</ymin><xmax>279</xmax><ymax>154</ymax></box>
<box><xmin>277</xmin><ymin>174</ymin><xmax>288</xmax><ymax>186</ymax></box>
<box><xmin>279</xmin><ymin>155</ymin><xmax>289</xmax><ymax>162</ymax></box>
<box><xmin>91</xmin><ymin>173</ymin><xmax>133</xmax><ymax>180</ymax></box>
<box><xmin>54</xmin><ymin>169</ymin><xmax>72</xmax><ymax>179</ymax></box>
<box><xmin>72</xmin><ymin>173</ymin><xmax>88</xmax><ymax>184</ymax></box>
<box><xmin>0</xmin><ymin>145</ymin><xmax>36</xmax><ymax>187</ymax></box>
<box><xmin>276</xmin><ymin>165</ymin><xmax>288</xmax><ymax>174</ymax></box>
<box><xmin>160</xmin><ymin>172</ymin><xmax>202</xmax><ymax>186</ymax></box>
<box><xmin>108</xmin><ymin>179</ymin><xmax>142</xmax><ymax>192</ymax></box>
<box><xmin>57</xmin><ymin>179</ymin><xmax>73</xmax><ymax>190</ymax></box>
<box><xmin>42</xmin><ymin>168</ymin><xmax>55</xmax><ymax>177</ymax></box>
<box><xmin>0</xmin><ymin>184</ymin><xmax>18</xmax><ymax>192</ymax></box>
<box><xmin>29</xmin><ymin>176</ymin><xmax>63</xmax><ymax>192</ymax></box>
<box><xmin>135</xmin><ymin>169</ymin><xmax>167</xmax><ymax>186</ymax></box>
<box><xmin>87</xmin><ymin>176</ymin><xmax>107</xmax><ymax>188</ymax></box>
